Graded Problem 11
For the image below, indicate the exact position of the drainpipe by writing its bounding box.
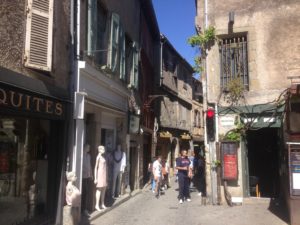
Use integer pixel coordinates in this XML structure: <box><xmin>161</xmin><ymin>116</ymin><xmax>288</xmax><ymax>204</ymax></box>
<box><xmin>203</xmin><ymin>0</ymin><xmax>218</xmax><ymax>205</ymax></box>
<box><xmin>73</xmin><ymin>0</ymin><xmax>85</xmax><ymax>196</ymax></box>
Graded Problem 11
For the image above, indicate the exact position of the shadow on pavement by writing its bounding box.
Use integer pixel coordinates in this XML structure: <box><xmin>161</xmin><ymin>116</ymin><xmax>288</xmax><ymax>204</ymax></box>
<box><xmin>268</xmin><ymin>198</ymin><xmax>289</xmax><ymax>224</ymax></box>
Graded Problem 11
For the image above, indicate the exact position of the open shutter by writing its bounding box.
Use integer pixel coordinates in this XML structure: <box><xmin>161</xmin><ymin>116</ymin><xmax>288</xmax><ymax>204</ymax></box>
<box><xmin>130</xmin><ymin>43</ymin><xmax>139</xmax><ymax>88</ymax></box>
<box><xmin>24</xmin><ymin>0</ymin><xmax>54</xmax><ymax>71</ymax></box>
<box><xmin>87</xmin><ymin>0</ymin><xmax>97</xmax><ymax>57</ymax></box>
<box><xmin>108</xmin><ymin>13</ymin><xmax>120</xmax><ymax>72</ymax></box>
<box><xmin>119</xmin><ymin>25</ymin><xmax>125</xmax><ymax>80</ymax></box>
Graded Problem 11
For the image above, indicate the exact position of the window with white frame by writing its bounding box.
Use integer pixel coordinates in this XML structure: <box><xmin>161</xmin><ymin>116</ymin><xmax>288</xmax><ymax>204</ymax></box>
<box><xmin>219</xmin><ymin>34</ymin><xmax>249</xmax><ymax>90</ymax></box>
<box><xmin>24</xmin><ymin>0</ymin><xmax>54</xmax><ymax>72</ymax></box>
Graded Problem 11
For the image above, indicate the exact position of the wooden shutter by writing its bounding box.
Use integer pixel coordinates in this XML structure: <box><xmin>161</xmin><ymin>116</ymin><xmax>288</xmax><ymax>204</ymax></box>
<box><xmin>119</xmin><ymin>25</ymin><xmax>125</xmax><ymax>80</ymax></box>
<box><xmin>130</xmin><ymin>43</ymin><xmax>139</xmax><ymax>88</ymax></box>
<box><xmin>108</xmin><ymin>13</ymin><xmax>120</xmax><ymax>72</ymax></box>
<box><xmin>87</xmin><ymin>0</ymin><xmax>97</xmax><ymax>57</ymax></box>
<box><xmin>24</xmin><ymin>0</ymin><xmax>54</xmax><ymax>71</ymax></box>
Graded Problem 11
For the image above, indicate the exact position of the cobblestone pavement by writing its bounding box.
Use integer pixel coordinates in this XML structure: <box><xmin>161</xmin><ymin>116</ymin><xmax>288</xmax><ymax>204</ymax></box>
<box><xmin>82</xmin><ymin>181</ymin><xmax>289</xmax><ymax>225</ymax></box>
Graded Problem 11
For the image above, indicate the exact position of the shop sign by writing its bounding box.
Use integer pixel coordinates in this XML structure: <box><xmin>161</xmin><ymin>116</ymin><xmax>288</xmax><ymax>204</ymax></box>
<box><xmin>129</xmin><ymin>114</ymin><xmax>140</xmax><ymax>134</ymax></box>
<box><xmin>180</xmin><ymin>133</ymin><xmax>191</xmax><ymax>140</ymax></box>
<box><xmin>220</xmin><ymin>116</ymin><xmax>235</xmax><ymax>127</ymax></box>
<box><xmin>159</xmin><ymin>131</ymin><xmax>172</xmax><ymax>138</ymax></box>
<box><xmin>221</xmin><ymin>142</ymin><xmax>238</xmax><ymax>180</ymax></box>
<box><xmin>0</xmin><ymin>84</ymin><xmax>65</xmax><ymax>119</ymax></box>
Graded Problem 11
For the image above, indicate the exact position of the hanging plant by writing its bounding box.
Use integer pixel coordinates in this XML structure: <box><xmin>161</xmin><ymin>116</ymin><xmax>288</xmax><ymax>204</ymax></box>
<box><xmin>188</xmin><ymin>26</ymin><xmax>216</xmax><ymax>51</ymax></box>
<box><xmin>188</xmin><ymin>26</ymin><xmax>216</xmax><ymax>75</ymax></box>
<box><xmin>223</xmin><ymin>123</ymin><xmax>245</xmax><ymax>142</ymax></box>
<box><xmin>224</xmin><ymin>77</ymin><xmax>245</xmax><ymax>104</ymax></box>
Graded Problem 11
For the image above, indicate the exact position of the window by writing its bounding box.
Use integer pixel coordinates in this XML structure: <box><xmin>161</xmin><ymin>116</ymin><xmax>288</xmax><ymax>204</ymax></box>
<box><xmin>163</xmin><ymin>49</ymin><xmax>177</xmax><ymax>73</ymax></box>
<box><xmin>24</xmin><ymin>0</ymin><xmax>54</xmax><ymax>71</ymax></box>
<box><xmin>87</xmin><ymin>0</ymin><xmax>107</xmax><ymax>66</ymax></box>
<box><xmin>107</xmin><ymin>12</ymin><xmax>126</xmax><ymax>79</ymax></box>
<box><xmin>219</xmin><ymin>35</ymin><xmax>249</xmax><ymax>90</ymax></box>
<box><xmin>194</xmin><ymin>110</ymin><xmax>201</xmax><ymax>128</ymax></box>
<box><xmin>0</xmin><ymin>117</ymin><xmax>50</xmax><ymax>224</ymax></box>
<box><xmin>130</xmin><ymin>43</ymin><xmax>139</xmax><ymax>88</ymax></box>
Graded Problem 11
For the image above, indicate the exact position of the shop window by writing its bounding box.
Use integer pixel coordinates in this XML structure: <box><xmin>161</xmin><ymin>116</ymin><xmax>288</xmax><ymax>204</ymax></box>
<box><xmin>0</xmin><ymin>118</ymin><xmax>50</xmax><ymax>224</ymax></box>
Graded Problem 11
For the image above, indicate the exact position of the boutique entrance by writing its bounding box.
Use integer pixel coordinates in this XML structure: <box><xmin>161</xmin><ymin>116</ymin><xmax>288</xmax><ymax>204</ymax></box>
<box><xmin>246</xmin><ymin>128</ymin><xmax>280</xmax><ymax>198</ymax></box>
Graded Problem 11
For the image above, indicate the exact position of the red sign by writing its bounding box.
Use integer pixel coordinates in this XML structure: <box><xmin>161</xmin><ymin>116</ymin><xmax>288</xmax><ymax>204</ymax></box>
<box><xmin>223</xmin><ymin>154</ymin><xmax>238</xmax><ymax>180</ymax></box>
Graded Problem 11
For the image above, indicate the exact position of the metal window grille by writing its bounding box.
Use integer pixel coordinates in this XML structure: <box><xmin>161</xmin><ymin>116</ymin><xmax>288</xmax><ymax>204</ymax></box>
<box><xmin>219</xmin><ymin>35</ymin><xmax>249</xmax><ymax>90</ymax></box>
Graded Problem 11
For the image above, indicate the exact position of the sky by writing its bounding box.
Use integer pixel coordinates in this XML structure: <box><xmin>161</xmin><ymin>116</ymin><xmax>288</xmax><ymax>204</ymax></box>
<box><xmin>152</xmin><ymin>0</ymin><xmax>197</xmax><ymax>67</ymax></box>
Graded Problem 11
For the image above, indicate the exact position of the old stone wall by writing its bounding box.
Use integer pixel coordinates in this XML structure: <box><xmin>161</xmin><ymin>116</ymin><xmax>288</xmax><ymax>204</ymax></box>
<box><xmin>196</xmin><ymin>0</ymin><xmax>300</xmax><ymax>105</ymax></box>
<box><xmin>0</xmin><ymin>0</ymin><xmax>71</xmax><ymax>90</ymax></box>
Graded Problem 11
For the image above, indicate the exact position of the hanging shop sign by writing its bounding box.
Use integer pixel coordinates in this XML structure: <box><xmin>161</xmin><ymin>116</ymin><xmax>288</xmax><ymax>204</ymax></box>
<box><xmin>180</xmin><ymin>133</ymin><xmax>191</xmax><ymax>140</ymax></box>
<box><xmin>128</xmin><ymin>113</ymin><xmax>140</xmax><ymax>134</ymax></box>
<box><xmin>0</xmin><ymin>84</ymin><xmax>65</xmax><ymax>119</ymax></box>
<box><xmin>159</xmin><ymin>131</ymin><xmax>172</xmax><ymax>138</ymax></box>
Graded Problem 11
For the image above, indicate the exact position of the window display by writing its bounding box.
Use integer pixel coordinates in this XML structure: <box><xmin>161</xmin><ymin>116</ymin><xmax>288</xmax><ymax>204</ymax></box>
<box><xmin>0</xmin><ymin>117</ymin><xmax>49</xmax><ymax>225</ymax></box>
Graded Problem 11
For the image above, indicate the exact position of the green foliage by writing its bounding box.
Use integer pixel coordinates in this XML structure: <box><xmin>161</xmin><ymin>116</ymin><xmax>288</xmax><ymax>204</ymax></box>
<box><xmin>225</xmin><ymin>130</ymin><xmax>241</xmax><ymax>141</ymax></box>
<box><xmin>193</xmin><ymin>56</ymin><xmax>204</xmax><ymax>73</ymax></box>
<box><xmin>188</xmin><ymin>26</ymin><xmax>216</xmax><ymax>76</ymax></box>
<box><xmin>188</xmin><ymin>26</ymin><xmax>216</xmax><ymax>49</ymax></box>
<box><xmin>223</xmin><ymin>123</ymin><xmax>245</xmax><ymax>142</ymax></box>
<box><xmin>224</xmin><ymin>78</ymin><xmax>245</xmax><ymax>104</ymax></box>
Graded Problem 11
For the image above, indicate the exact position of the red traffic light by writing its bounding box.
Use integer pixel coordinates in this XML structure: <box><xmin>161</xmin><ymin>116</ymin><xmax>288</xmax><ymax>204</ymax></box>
<box><xmin>207</xmin><ymin>109</ymin><xmax>215</xmax><ymax>118</ymax></box>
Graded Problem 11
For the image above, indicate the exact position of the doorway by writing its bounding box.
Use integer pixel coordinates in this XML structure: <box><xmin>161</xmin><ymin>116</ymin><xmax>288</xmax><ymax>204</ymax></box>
<box><xmin>129</xmin><ymin>144</ymin><xmax>138</xmax><ymax>191</ymax></box>
<box><xmin>246</xmin><ymin>128</ymin><xmax>280</xmax><ymax>198</ymax></box>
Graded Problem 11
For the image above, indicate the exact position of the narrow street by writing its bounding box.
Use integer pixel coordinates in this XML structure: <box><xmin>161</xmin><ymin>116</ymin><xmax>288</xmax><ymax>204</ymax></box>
<box><xmin>82</xmin><ymin>179</ymin><xmax>289</xmax><ymax>225</ymax></box>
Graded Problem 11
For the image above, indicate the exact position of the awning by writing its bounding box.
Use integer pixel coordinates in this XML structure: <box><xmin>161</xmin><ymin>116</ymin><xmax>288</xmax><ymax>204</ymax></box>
<box><xmin>219</xmin><ymin>103</ymin><xmax>284</xmax><ymax>128</ymax></box>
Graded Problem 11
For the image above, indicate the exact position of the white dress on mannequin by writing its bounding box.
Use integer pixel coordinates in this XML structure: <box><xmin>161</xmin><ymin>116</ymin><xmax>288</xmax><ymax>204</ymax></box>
<box><xmin>94</xmin><ymin>145</ymin><xmax>107</xmax><ymax>211</ymax></box>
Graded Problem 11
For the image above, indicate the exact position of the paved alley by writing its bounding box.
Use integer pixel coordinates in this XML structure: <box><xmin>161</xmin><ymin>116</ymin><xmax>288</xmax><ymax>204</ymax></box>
<box><xmin>82</xmin><ymin>181</ymin><xmax>289</xmax><ymax>225</ymax></box>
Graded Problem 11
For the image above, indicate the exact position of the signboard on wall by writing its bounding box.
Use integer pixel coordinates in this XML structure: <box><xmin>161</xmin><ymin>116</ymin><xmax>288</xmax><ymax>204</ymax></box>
<box><xmin>221</xmin><ymin>142</ymin><xmax>238</xmax><ymax>180</ymax></box>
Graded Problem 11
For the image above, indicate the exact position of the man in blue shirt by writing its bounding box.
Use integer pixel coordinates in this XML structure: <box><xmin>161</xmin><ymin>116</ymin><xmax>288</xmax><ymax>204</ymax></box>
<box><xmin>176</xmin><ymin>149</ymin><xmax>192</xmax><ymax>203</ymax></box>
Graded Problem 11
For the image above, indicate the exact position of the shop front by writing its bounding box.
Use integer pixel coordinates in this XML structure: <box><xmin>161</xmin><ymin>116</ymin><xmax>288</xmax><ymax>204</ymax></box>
<box><xmin>75</xmin><ymin>64</ymin><xmax>130</xmax><ymax>211</ymax></box>
<box><xmin>0</xmin><ymin>76</ymin><xmax>70</xmax><ymax>225</ymax></box>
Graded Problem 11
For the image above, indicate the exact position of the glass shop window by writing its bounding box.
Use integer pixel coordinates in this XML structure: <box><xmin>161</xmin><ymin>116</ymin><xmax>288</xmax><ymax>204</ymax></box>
<box><xmin>0</xmin><ymin>117</ymin><xmax>50</xmax><ymax>225</ymax></box>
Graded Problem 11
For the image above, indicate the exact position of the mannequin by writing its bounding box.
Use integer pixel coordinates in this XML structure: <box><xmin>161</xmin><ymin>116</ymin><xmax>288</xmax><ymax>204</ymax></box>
<box><xmin>94</xmin><ymin>145</ymin><xmax>107</xmax><ymax>211</ymax></box>
<box><xmin>28</xmin><ymin>171</ymin><xmax>37</xmax><ymax>218</ymax></box>
<box><xmin>112</xmin><ymin>144</ymin><xmax>126</xmax><ymax>198</ymax></box>
<box><xmin>81</xmin><ymin>144</ymin><xmax>92</xmax><ymax>216</ymax></box>
<box><xmin>65</xmin><ymin>171</ymin><xmax>81</xmax><ymax>225</ymax></box>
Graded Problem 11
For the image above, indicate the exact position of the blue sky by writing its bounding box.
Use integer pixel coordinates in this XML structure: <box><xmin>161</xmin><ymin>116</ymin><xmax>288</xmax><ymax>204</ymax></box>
<box><xmin>152</xmin><ymin>0</ymin><xmax>197</xmax><ymax>67</ymax></box>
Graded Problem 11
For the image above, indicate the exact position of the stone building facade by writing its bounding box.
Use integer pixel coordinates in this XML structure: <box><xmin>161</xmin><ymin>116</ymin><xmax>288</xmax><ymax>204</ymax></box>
<box><xmin>155</xmin><ymin>35</ymin><xmax>194</xmax><ymax>172</ymax></box>
<box><xmin>195</xmin><ymin>0</ymin><xmax>300</xmax><ymax>222</ymax></box>
<box><xmin>0</xmin><ymin>0</ymin><xmax>72</xmax><ymax>224</ymax></box>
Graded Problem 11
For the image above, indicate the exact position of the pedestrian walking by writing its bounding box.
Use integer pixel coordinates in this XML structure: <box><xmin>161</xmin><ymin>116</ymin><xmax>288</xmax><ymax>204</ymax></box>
<box><xmin>188</xmin><ymin>149</ymin><xmax>195</xmax><ymax>187</ymax></box>
<box><xmin>176</xmin><ymin>149</ymin><xmax>192</xmax><ymax>204</ymax></box>
<box><xmin>161</xmin><ymin>159</ymin><xmax>170</xmax><ymax>190</ymax></box>
<box><xmin>148</xmin><ymin>157</ymin><xmax>156</xmax><ymax>193</ymax></box>
<box><xmin>152</xmin><ymin>155</ymin><xmax>163</xmax><ymax>198</ymax></box>
<box><xmin>193</xmin><ymin>154</ymin><xmax>206</xmax><ymax>196</ymax></box>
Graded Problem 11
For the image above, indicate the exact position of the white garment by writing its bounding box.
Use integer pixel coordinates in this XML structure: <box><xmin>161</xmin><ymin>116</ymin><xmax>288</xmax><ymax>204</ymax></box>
<box><xmin>121</xmin><ymin>152</ymin><xmax>126</xmax><ymax>172</ymax></box>
<box><xmin>153</xmin><ymin>160</ymin><xmax>162</xmax><ymax>177</ymax></box>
